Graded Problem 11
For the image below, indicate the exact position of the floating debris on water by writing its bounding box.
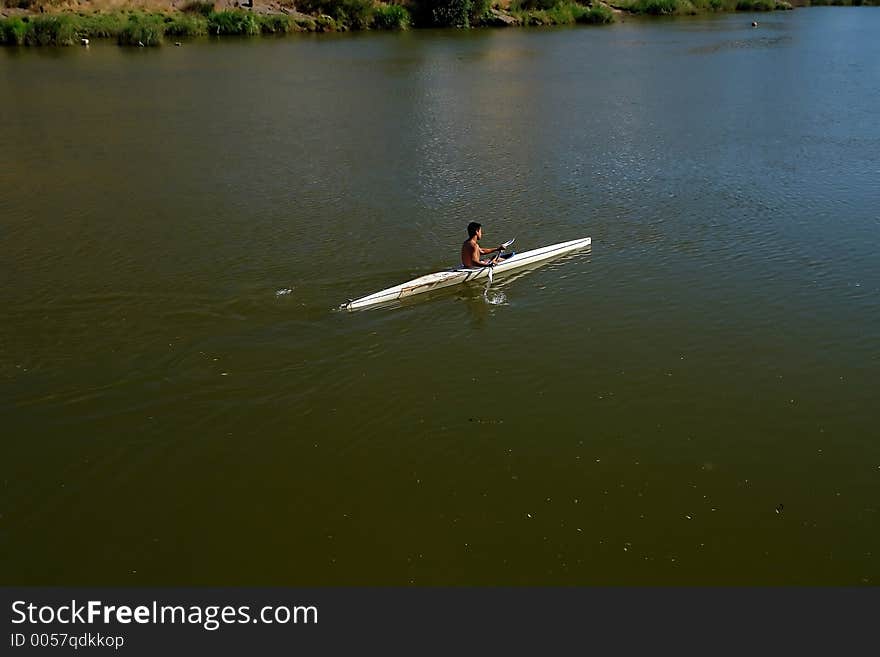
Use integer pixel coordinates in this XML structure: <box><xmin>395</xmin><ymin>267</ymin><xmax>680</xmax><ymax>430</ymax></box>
<box><xmin>468</xmin><ymin>417</ymin><xmax>503</xmax><ymax>425</ymax></box>
<box><xmin>276</xmin><ymin>288</ymin><xmax>294</xmax><ymax>297</ymax></box>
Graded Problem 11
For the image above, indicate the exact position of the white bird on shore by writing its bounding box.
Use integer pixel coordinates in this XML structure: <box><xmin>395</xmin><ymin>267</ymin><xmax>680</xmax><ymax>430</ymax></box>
<box><xmin>81</xmin><ymin>38</ymin><xmax>89</xmax><ymax>46</ymax></box>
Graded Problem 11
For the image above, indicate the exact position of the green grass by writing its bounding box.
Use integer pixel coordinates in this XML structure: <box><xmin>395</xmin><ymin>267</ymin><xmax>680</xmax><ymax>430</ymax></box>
<box><xmin>0</xmin><ymin>16</ymin><xmax>28</xmax><ymax>44</ymax></box>
<box><xmin>118</xmin><ymin>14</ymin><xmax>165</xmax><ymax>46</ymax></box>
<box><xmin>163</xmin><ymin>14</ymin><xmax>208</xmax><ymax>37</ymax></box>
<box><xmin>735</xmin><ymin>0</ymin><xmax>775</xmax><ymax>9</ymax></box>
<box><xmin>257</xmin><ymin>14</ymin><xmax>294</xmax><ymax>33</ymax></box>
<box><xmin>428</xmin><ymin>0</ymin><xmax>472</xmax><ymax>26</ymax></box>
<box><xmin>575</xmin><ymin>3</ymin><xmax>615</xmax><ymax>22</ymax></box>
<box><xmin>297</xmin><ymin>0</ymin><xmax>376</xmax><ymax>28</ymax></box>
<box><xmin>293</xmin><ymin>15</ymin><xmax>318</xmax><ymax>30</ymax></box>
<box><xmin>509</xmin><ymin>0</ymin><xmax>615</xmax><ymax>24</ymax></box>
<box><xmin>207</xmin><ymin>10</ymin><xmax>260</xmax><ymax>35</ymax></box>
<box><xmin>77</xmin><ymin>12</ymin><xmax>129</xmax><ymax>38</ymax></box>
<box><xmin>24</xmin><ymin>15</ymin><xmax>77</xmax><ymax>45</ymax></box>
<box><xmin>629</xmin><ymin>0</ymin><xmax>682</xmax><ymax>14</ymax></box>
<box><xmin>606</xmin><ymin>0</ymin><xmax>795</xmax><ymax>12</ymax></box>
<box><xmin>410</xmin><ymin>0</ymin><xmax>491</xmax><ymax>27</ymax></box>
<box><xmin>0</xmin><ymin>10</ymin><xmax>212</xmax><ymax>45</ymax></box>
<box><xmin>372</xmin><ymin>3</ymin><xmax>411</xmax><ymax>29</ymax></box>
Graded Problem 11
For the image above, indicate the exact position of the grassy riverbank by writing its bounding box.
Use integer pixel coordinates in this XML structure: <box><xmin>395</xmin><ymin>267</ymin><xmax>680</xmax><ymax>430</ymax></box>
<box><xmin>0</xmin><ymin>6</ymin><xmax>330</xmax><ymax>46</ymax></box>
<box><xmin>1</xmin><ymin>0</ymin><xmax>867</xmax><ymax>46</ymax></box>
<box><xmin>607</xmin><ymin>0</ymin><xmax>793</xmax><ymax>13</ymax></box>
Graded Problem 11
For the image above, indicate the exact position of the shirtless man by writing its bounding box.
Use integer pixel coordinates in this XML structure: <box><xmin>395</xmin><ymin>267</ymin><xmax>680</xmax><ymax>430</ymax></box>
<box><xmin>461</xmin><ymin>222</ymin><xmax>505</xmax><ymax>268</ymax></box>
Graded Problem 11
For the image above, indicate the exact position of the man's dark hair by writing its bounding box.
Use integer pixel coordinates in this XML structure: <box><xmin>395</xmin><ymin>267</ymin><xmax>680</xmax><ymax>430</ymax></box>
<box><xmin>467</xmin><ymin>222</ymin><xmax>482</xmax><ymax>238</ymax></box>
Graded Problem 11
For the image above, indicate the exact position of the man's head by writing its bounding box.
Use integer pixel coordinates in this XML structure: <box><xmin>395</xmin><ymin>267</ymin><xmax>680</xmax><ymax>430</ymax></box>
<box><xmin>467</xmin><ymin>222</ymin><xmax>482</xmax><ymax>239</ymax></box>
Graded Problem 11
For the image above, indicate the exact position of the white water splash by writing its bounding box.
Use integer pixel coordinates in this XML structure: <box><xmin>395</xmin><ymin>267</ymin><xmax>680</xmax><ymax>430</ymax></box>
<box><xmin>483</xmin><ymin>290</ymin><xmax>507</xmax><ymax>306</ymax></box>
<box><xmin>482</xmin><ymin>266</ymin><xmax>508</xmax><ymax>305</ymax></box>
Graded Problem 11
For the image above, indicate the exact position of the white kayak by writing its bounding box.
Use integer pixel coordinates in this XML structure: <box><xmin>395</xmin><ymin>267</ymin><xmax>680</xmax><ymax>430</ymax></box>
<box><xmin>343</xmin><ymin>236</ymin><xmax>591</xmax><ymax>311</ymax></box>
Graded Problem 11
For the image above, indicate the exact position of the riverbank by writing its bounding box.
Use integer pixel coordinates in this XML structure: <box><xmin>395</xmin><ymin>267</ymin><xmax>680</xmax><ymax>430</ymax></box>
<box><xmin>1</xmin><ymin>0</ymin><xmax>835</xmax><ymax>46</ymax></box>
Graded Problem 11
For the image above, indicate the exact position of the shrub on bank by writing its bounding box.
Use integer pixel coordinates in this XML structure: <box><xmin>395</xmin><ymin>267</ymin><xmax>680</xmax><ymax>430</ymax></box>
<box><xmin>25</xmin><ymin>15</ymin><xmax>77</xmax><ymax>45</ymax></box>
<box><xmin>508</xmin><ymin>0</ymin><xmax>614</xmax><ymax>25</ymax></box>
<box><xmin>632</xmin><ymin>0</ymin><xmax>679</xmax><ymax>14</ymax></box>
<box><xmin>118</xmin><ymin>14</ymin><xmax>165</xmax><ymax>45</ymax></box>
<box><xmin>407</xmin><ymin>0</ymin><xmax>490</xmax><ymax>27</ymax></box>
<box><xmin>554</xmin><ymin>1</ymin><xmax>589</xmax><ymax>22</ymax></box>
<box><xmin>0</xmin><ymin>16</ymin><xmax>28</xmax><ymax>44</ymax></box>
<box><xmin>77</xmin><ymin>12</ymin><xmax>128</xmax><ymax>38</ymax></box>
<box><xmin>612</xmin><ymin>0</ymin><xmax>795</xmax><ymax>12</ymax></box>
<box><xmin>298</xmin><ymin>0</ymin><xmax>375</xmax><ymax>28</ymax></box>
<box><xmin>473</xmin><ymin>0</ymin><xmax>493</xmax><ymax>23</ymax></box>
<box><xmin>257</xmin><ymin>14</ymin><xmax>294</xmax><ymax>33</ymax></box>
<box><xmin>162</xmin><ymin>13</ymin><xmax>208</xmax><ymax>36</ymax></box>
<box><xmin>735</xmin><ymin>0</ymin><xmax>774</xmax><ymax>9</ymax></box>
<box><xmin>207</xmin><ymin>10</ymin><xmax>259</xmax><ymax>35</ymax></box>
<box><xmin>734</xmin><ymin>0</ymin><xmax>793</xmax><ymax>7</ymax></box>
<box><xmin>292</xmin><ymin>15</ymin><xmax>318</xmax><ymax>29</ymax></box>
<box><xmin>430</xmin><ymin>0</ymin><xmax>471</xmax><ymax>26</ymax></box>
<box><xmin>314</xmin><ymin>14</ymin><xmax>339</xmax><ymax>30</ymax></box>
<box><xmin>334</xmin><ymin>0</ymin><xmax>376</xmax><ymax>28</ymax></box>
<box><xmin>575</xmin><ymin>3</ymin><xmax>615</xmax><ymax>22</ymax></box>
<box><xmin>372</xmin><ymin>3</ymin><xmax>412</xmax><ymax>28</ymax></box>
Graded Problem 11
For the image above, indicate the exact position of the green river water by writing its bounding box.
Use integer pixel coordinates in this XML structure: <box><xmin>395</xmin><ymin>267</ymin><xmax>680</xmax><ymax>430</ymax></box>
<box><xmin>2</xmin><ymin>8</ymin><xmax>879</xmax><ymax>584</ymax></box>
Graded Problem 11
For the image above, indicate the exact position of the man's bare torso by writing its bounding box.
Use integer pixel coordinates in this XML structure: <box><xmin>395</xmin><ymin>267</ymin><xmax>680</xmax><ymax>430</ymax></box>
<box><xmin>461</xmin><ymin>237</ymin><xmax>482</xmax><ymax>268</ymax></box>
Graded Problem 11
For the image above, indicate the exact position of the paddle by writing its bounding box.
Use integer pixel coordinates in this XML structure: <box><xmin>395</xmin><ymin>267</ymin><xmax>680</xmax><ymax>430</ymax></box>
<box><xmin>484</xmin><ymin>237</ymin><xmax>515</xmax><ymax>296</ymax></box>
